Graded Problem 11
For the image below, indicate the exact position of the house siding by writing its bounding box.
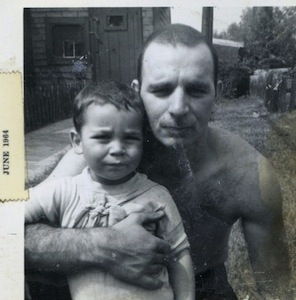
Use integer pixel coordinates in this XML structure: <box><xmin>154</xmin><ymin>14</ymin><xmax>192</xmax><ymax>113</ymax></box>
<box><xmin>26</xmin><ymin>7</ymin><xmax>163</xmax><ymax>85</ymax></box>
<box><xmin>25</xmin><ymin>7</ymin><xmax>171</xmax><ymax>131</ymax></box>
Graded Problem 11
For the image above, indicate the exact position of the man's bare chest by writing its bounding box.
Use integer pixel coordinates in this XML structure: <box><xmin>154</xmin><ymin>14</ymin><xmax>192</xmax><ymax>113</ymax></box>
<box><xmin>162</xmin><ymin>169</ymin><xmax>239</xmax><ymax>225</ymax></box>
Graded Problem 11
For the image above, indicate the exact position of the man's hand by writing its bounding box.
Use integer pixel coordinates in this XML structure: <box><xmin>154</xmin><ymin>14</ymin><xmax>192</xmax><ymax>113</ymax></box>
<box><xmin>97</xmin><ymin>210</ymin><xmax>171</xmax><ymax>289</ymax></box>
<box><xmin>25</xmin><ymin>210</ymin><xmax>170</xmax><ymax>290</ymax></box>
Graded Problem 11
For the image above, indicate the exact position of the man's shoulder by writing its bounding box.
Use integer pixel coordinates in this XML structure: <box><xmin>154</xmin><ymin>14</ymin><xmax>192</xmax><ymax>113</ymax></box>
<box><xmin>206</xmin><ymin>127</ymin><xmax>279</xmax><ymax>211</ymax></box>
<box><xmin>206</xmin><ymin>128</ymin><xmax>264</xmax><ymax>195</ymax></box>
<box><xmin>209</xmin><ymin>127</ymin><xmax>255</xmax><ymax>150</ymax></box>
<box><xmin>209</xmin><ymin>127</ymin><xmax>262</xmax><ymax>165</ymax></box>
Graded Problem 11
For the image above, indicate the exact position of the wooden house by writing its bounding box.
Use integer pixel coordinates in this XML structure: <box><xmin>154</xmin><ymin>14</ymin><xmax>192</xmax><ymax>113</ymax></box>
<box><xmin>213</xmin><ymin>38</ymin><xmax>244</xmax><ymax>63</ymax></box>
<box><xmin>24</xmin><ymin>7</ymin><xmax>171</xmax><ymax>131</ymax></box>
<box><xmin>25</xmin><ymin>7</ymin><xmax>171</xmax><ymax>86</ymax></box>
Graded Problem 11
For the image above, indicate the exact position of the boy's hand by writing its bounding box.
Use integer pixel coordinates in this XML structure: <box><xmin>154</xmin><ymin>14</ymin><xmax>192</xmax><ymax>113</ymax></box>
<box><xmin>108</xmin><ymin>210</ymin><xmax>170</xmax><ymax>289</ymax></box>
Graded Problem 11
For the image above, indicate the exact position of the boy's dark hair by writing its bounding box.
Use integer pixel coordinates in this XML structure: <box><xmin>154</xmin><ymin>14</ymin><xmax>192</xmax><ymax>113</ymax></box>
<box><xmin>137</xmin><ymin>23</ymin><xmax>219</xmax><ymax>87</ymax></box>
<box><xmin>73</xmin><ymin>81</ymin><xmax>144</xmax><ymax>132</ymax></box>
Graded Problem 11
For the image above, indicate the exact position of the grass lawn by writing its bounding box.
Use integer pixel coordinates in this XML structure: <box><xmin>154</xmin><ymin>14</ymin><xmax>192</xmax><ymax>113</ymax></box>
<box><xmin>211</xmin><ymin>96</ymin><xmax>296</xmax><ymax>299</ymax></box>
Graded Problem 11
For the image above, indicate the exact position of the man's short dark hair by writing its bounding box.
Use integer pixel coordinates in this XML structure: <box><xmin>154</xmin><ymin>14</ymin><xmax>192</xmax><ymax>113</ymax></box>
<box><xmin>137</xmin><ymin>23</ymin><xmax>219</xmax><ymax>87</ymax></box>
<box><xmin>73</xmin><ymin>81</ymin><xmax>144</xmax><ymax>133</ymax></box>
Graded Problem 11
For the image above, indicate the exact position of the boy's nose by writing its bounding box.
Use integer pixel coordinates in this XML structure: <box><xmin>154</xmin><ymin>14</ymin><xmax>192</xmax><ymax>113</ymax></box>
<box><xmin>109</xmin><ymin>140</ymin><xmax>125</xmax><ymax>156</ymax></box>
<box><xmin>168</xmin><ymin>89</ymin><xmax>189</xmax><ymax>118</ymax></box>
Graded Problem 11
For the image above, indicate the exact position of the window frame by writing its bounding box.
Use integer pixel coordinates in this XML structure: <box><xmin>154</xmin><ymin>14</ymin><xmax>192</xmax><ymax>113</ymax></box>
<box><xmin>46</xmin><ymin>17</ymin><xmax>90</xmax><ymax>65</ymax></box>
<box><xmin>104</xmin><ymin>12</ymin><xmax>127</xmax><ymax>31</ymax></box>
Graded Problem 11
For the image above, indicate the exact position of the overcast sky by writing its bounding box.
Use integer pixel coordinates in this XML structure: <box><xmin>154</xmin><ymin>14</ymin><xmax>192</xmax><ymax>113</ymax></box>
<box><xmin>171</xmin><ymin>6</ymin><xmax>246</xmax><ymax>33</ymax></box>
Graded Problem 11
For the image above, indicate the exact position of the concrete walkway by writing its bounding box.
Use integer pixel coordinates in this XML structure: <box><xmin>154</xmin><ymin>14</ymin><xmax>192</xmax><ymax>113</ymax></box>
<box><xmin>25</xmin><ymin>118</ymin><xmax>73</xmax><ymax>183</ymax></box>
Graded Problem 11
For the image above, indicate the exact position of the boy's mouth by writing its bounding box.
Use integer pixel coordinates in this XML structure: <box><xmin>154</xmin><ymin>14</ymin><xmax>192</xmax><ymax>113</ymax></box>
<box><xmin>105</xmin><ymin>162</ymin><xmax>127</xmax><ymax>167</ymax></box>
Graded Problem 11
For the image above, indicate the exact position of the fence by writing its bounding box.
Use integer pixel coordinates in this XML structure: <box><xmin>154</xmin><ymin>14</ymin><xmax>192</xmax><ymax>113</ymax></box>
<box><xmin>24</xmin><ymin>81</ymin><xmax>86</xmax><ymax>132</ymax></box>
<box><xmin>250</xmin><ymin>69</ymin><xmax>296</xmax><ymax>112</ymax></box>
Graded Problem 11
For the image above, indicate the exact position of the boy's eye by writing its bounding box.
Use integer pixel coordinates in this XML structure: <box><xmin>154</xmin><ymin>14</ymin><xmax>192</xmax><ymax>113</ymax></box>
<box><xmin>125</xmin><ymin>135</ymin><xmax>142</xmax><ymax>142</ymax></box>
<box><xmin>93</xmin><ymin>135</ymin><xmax>110</xmax><ymax>140</ymax></box>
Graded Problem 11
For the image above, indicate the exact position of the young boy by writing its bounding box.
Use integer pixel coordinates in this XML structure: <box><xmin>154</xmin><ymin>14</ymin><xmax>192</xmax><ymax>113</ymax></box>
<box><xmin>25</xmin><ymin>81</ymin><xmax>195</xmax><ymax>300</ymax></box>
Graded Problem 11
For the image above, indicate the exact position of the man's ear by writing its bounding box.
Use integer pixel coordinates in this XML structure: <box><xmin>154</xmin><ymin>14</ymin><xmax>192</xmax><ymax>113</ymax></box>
<box><xmin>215</xmin><ymin>80</ymin><xmax>223</xmax><ymax>103</ymax></box>
<box><xmin>70</xmin><ymin>129</ymin><xmax>83</xmax><ymax>154</ymax></box>
<box><xmin>131</xmin><ymin>79</ymin><xmax>140</xmax><ymax>93</ymax></box>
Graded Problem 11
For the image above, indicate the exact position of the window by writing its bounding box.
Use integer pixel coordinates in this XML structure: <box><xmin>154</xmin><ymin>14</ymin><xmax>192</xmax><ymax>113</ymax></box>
<box><xmin>47</xmin><ymin>18</ymin><xmax>89</xmax><ymax>64</ymax></box>
<box><xmin>107</xmin><ymin>15</ymin><xmax>124</xmax><ymax>27</ymax></box>
<box><xmin>52</xmin><ymin>24</ymin><xmax>84</xmax><ymax>58</ymax></box>
<box><xmin>104</xmin><ymin>12</ymin><xmax>127</xmax><ymax>31</ymax></box>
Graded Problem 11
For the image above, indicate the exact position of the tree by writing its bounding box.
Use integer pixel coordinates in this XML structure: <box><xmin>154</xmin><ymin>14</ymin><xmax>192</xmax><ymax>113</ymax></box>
<box><xmin>214</xmin><ymin>7</ymin><xmax>296</xmax><ymax>99</ymax></box>
<box><xmin>217</xmin><ymin>7</ymin><xmax>296</xmax><ymax>70</ymax></box>
<box><xmin>271</xmin><ymin>7</ymin><xmax>296</xmax><ymax>67</ymax></box>
<box><xmin>227</xmin><ymin>23</ymin><xmax>242</xmax><ymax>41</ymax></box>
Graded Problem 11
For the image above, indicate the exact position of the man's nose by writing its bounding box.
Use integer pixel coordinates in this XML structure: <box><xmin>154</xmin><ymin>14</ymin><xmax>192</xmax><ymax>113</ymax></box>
<box><xmin>168</xmin><ymin>89</ymin><xmax>189</xmax><ymax>117</ymax></box>
<box><xmin>109</xmin><ymin>140</ymin><xmax>125</xmax><ymax>156</ymax></box>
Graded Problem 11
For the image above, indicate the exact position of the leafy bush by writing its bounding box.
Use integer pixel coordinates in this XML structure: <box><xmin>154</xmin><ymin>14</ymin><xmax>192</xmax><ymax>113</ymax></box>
<box><xmin>219</xmin><ymin>60</ymin><xmax>252</xmax><ymax>98</ymax></box>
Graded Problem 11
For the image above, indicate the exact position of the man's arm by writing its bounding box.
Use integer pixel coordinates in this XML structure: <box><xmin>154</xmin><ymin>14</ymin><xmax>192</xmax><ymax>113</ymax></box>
<box><xmin>25</xmin><ymin>211</ymin><xmax>171</xmax><ymax>289</ymax></box>
<box><xmin>242</xmin><ymin>157</ymin><xmax>292</xmax><ymax>299</ymax></box>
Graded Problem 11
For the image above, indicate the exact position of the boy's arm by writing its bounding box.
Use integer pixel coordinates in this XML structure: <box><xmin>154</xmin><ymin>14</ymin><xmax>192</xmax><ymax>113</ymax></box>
<box><xmin>25</xmin><ymin>181</ymin><xmax>62</xmax><ymax>224</ymax></box>
<box><xmin>168</xmin><ymin>249</ymin><xmax>195</xmax><ymax>300</ymax></box>
<box><xmin>46</xmin><ymin>148</ymin><xmax>86</xmax><ymax>181</ymax></box>
<box><xmin>153</xmin><ymin>186</ymin><xmax>195</xmax><ymax>299</ymax></box>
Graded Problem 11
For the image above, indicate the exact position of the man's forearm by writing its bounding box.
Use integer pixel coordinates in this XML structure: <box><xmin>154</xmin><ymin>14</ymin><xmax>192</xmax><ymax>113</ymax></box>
<box><xmin>252</xmin><ymin>241</ymin><xmax>292</xmax><ymax>299</ymax></box>
<box><xmin>25</xmin><ymin>212</ymin><xmax>171</xmax><ymax>290</ymax></box>
<box><xmin>25</xmin><ymin>223</ymin><xmax>112</xmax><ymax>273</ymax></box>
<box><xmin>245</xmin><ymin>222</ymin><xmax>292</xmax><ymax>299</ymax></box>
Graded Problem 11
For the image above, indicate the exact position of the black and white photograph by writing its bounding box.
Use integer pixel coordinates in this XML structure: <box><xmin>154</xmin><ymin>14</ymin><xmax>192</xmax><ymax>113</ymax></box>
<box><xmin>1</xmin><ymin>2</ymin><xmax>296</xmax><ymax>299</ymax></box>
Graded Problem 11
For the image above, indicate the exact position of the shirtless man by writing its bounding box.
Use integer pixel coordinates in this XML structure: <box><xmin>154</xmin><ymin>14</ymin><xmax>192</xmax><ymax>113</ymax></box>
<box><xmin>25</xmin><ymin>24</ymin><xmax>291</xmax><ymax>299</ymax></box>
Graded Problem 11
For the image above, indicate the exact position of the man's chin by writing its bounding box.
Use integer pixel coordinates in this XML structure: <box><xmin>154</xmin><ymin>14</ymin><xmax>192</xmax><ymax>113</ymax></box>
<box><xmin>157</xmin><ymin>135</ymin><xmax>192</xmax><ymax>148</ymax></box>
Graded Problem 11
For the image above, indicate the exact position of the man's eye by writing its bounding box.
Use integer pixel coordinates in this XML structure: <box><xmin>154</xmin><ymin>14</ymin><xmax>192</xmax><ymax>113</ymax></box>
<box><xmin>152</xmin><ymin>88</ymin><xmax>172</xmax><ymax>97</ymax></box>
<box><xmin>187</xmin><ymin>89</ymin><xmax>206</xmax><ymax>97</ymax></box>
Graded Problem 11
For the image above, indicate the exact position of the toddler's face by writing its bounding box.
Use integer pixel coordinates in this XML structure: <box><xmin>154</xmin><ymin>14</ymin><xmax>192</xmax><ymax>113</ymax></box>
<box><xmin>78</xmin><ymin>103</ymin><xmax>143</xmax><ymax>184</ymax></box>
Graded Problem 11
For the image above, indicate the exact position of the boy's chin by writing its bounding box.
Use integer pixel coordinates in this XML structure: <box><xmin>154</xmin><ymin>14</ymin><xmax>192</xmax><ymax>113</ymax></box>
<box><xmin>91</xmin><ymin>171</ymin><xmax>136</xmax><ymax>185</ymax></box>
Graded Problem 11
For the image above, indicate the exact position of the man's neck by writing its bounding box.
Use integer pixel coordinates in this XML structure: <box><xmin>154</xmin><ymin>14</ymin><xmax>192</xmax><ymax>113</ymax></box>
<box><xmin>140</xmin><ymin>127</ymin><xmax>213</xmax><ymax>181</ymax></box>
<box><xmin>173</xmin><ymin>127</ymin><xmax>211</xmax><ymax>171</ymax></box>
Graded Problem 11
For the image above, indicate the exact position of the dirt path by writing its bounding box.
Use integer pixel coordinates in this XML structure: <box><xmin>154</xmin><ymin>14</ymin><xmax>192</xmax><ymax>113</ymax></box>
<box><xmin>211</xmin><ymin>96</ymin><xmax>296</xmax><ymax>298</ymax></box>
